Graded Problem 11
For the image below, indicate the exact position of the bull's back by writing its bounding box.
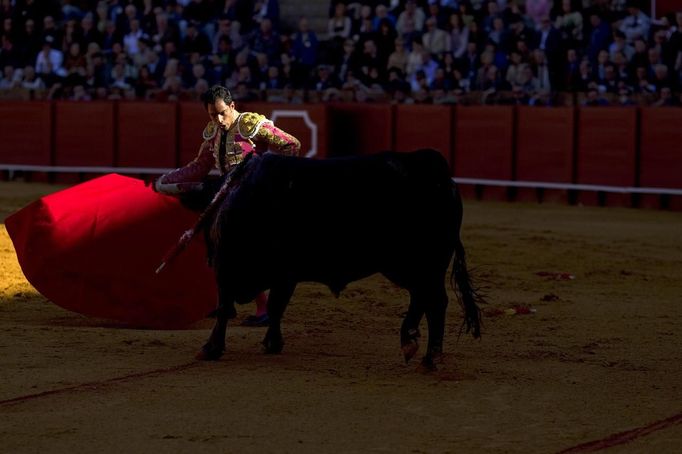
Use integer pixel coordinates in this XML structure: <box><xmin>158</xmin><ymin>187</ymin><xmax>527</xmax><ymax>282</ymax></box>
<box><xmin>223</xmin><ymin>150</ymin><xmax>459</xmax><ymax>287</ymax></box>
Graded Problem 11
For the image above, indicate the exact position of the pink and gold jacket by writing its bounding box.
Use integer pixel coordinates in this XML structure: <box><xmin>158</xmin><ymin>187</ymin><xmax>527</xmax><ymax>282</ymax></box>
<box><xmin>156</xmin><ymin>112</ymin><xmax>301</xmax><ymax>194</ymax></box>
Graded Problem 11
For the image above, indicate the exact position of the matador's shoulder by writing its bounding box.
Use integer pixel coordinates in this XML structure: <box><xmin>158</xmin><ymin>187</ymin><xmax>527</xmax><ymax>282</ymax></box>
<box><xmin>202</xmin><ymin>121</ymin><xmax>219</xmax><ymax>141</ymax></box>
<box><xmin>237</xmin><ymin>112</ymin><xmax>271</xmax><ymax>139</ymax></box>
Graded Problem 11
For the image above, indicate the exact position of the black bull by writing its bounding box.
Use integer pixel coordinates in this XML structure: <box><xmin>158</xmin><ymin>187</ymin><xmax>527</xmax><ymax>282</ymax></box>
<box><xmin>192</xmin><ymin>149</ymin><xmax>482</xmax><ymax>368</ymax></box>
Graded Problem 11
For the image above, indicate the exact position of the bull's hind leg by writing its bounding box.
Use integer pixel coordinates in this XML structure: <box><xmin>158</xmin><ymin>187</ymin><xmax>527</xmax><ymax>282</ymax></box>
<box><xmin>415</xmin><ymin>283</ymin><xmax>449</xmax><ymax>370</ymax></box>
<box><xmin>262</xmin><ymin>282</ymin><xmax>297</xmax><ymax>354</ymax></box>
<box><xmin>400</xmin><ymin>299</ymin><xmax>424</xmax><ymax>363</ymax></box>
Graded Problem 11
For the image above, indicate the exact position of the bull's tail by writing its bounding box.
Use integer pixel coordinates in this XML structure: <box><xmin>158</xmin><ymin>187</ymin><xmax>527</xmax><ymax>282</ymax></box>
<box><xmin>450</xmin><ymin>182</ymin><xmax>482</xmax><ymax>339</ymax></box>
<box><xmin>451</xmin><ymin>242</ymin><xmax>482</xmax><ymax>339</ymax></box>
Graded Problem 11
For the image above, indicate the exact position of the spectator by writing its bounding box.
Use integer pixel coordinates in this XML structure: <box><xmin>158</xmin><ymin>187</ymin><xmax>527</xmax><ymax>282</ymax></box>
<box><xmin>183</xmin><ymin>21</ymin><xmax>212</xmax><ymax>56</ymax></box>
<box><xmin>310</xmin><ymin>64</ymin><xmax>338</xmax><ymax>91</ymax></box>
<box><xmin>504</xmin><ymin>15</ymin><xmax>535</xmax><ymax>54</ymax></box>
<box><xmin>71</xmin><ymin>84</ymin><xmax>92</xmax><ymax>101</ymax></box>
<box><xmin>102</xmin><ymin>20</ymin><xmax>122</xmax><ymax>53</ymax></box>
<box><xmin>64</xmin><ymin>42</ymin><xmax>87</xmax><ymax>78</ymax></box>
<box><xmin>21</xmin><ymin>65</ymin><xmax>45</xmax><ymax>91</ymax></box>
<box><xmin>213</xmin><ymin>16</ymin><xmax>243</xmax><ymax>53</ymax></box>
<box><xmin>328</xmin><ymin>2</ymin><xmax>351</xmax><ymax>41</ymax></box>
<box><xmin>35</xmin><ymin>35</ymin><xmax>66</xmax><ymax>84</ymax></box>
<box><xmin>134</xmin><ymin>65</ymin><xmax>158</xmax><ymax>98</ymax></box>
<box><xmin>0</xmin><ymin>33</ymin><xmax>18</xmax><ymax>69</ymax></box>
<box><xmin>633</xmin><ymin>65</ymin><xmax>655</xmax><ymax>93</ymax></box>
<box><xmin>405</xmin><ymin>39</ymin><xmax>425</xmax><ymax>77</ymax></box>
<box><xmin>124</xmin><ymin>19</ymin><xmax>144</xmax><ymax>56</ymax></box>
<box><xmin>505</xmin><ymin>50</ymin><xmax>526</xmax><ymax>87</ymax></box>
<box><xmin>251</xmin><ymin>0</ymin><xmax>281</xmax><ymax>30</ymax></box>
<box><xmin>336</xmin><ymin>38</ymin><xmax>361</xmax><ymax>83</ymax></box>
<box><xmin>210</xmin><ymin>35</ymin><xmax>235</xmax><ymax>82</ymax></box>
<box><xmin>248</xmin><ymin>17</ymin><xmax>280</xmax><ymax>64</ymax></box>
<box><xmin>152</xmin><ymin>12</ymin><xmax>180</xmax><ymax>50</ymax></box>
<box><xmin>263</xmin><ymin>65</ymin><xmax>285</xmax><ymax>89</ymax></box>
<box><xmin>42</xmin><ymin>15</ymin><xmax>61</xmax><ymax>45</ymax></box>
<box><xmin>386</xmin><ymin>36</ymin><xmax>408</xmax><ymax>74</ymax></box>
<box><xmin>399</xmin><ymin>13</ymin><xmax>421</xmax><ymax>52</ymax></box>
<box><xmin>563</xmin><ymin>48</ymin><xmax>581</xmax><ymax>90</ymax></box>
<box><xmin>396</xmin><ymin>0</ymin><xmax>425</xmax><ymax>35</ymax></box>
<box><xmin>425</xmin><ymin>1</ymin><xmax>448</xmax><ymax>30</ymax></box>
<box><xmin>615</xmin><ymin>85</ymin><xmax>636</xmax><ymax>105</ymax></box>
<box><xmin>61</xmin><ymin>19</ymin><xmax>82</xmax><ymax>55</ymax></box>
<box><xmin>587</xmin><ymin>13</ymin><xmax>611</xmax><ymax>64</ymax></box>
<box><xmin>0</xmin><ymin>64</ymin><xmax>20</xmax><ymax>89</ymax></box>
<box><xmin>80</xmin><ymin>13</ymin><xmax>102</xmax><ymax>49</ymax></box>
<box><xmin>534</xmin><ymin>16</ymin><xmax>562</xmax><ymax>68</ymax></box>
<box><xmin>373</xmin><ymin>4</ymin><xmax>396</xmax><ymax>31</ymax></box>
<box><xmin>488</xmin><ymin>17</ymin><xmax>506</xmax><ymax>47</ymax></box>
<box><xmin>509</xmin><ymin>83</ymin><xmax>531</xmax><ymax>104</ymax></box>
<box><xmin>448</xmin><ymin>13</ymin><xmax>469</xmax><ymax>58</ymax></box>
<box><xmin>375</xmin><ymin>18</ymin><xmax>397</xmax><ymax>68</ymax></box>
<box><xmin>652</xmin><ymin>64</ymin><xmax>672</xmax><ymax>92</ymax></box>
<box><xmin>482</xmin><ymin>1</ymin><xmax>500</xmax><ymax>34</ymax></box>
<box><xmin>609</xmin><ymin>29</ymin><xmax>634</xmax><ymax>61</ymax></box>
<box><xmin>291</xmin><ymin>16</ymin><xmax>318</xmax><ymax>84</ymax></box>
<box><xmin>651</xmin><ymin>86</ymin><xmax>675</xmax><ymax>106</ymax></box>
<box><xmin>159</xmin><ymin>74</ymin><xmax>186</xmax><ymax>101</ymax></box>
<box><xmin>554</xmin><ymin>0</ymin><xmax>583</xmax><ymax>47</ymax></box>
<box><xmin>422</xmin><ymin>17</ymin><xmax>450</xmax><ymax>55</ymax></box>
<box><xmin>582</xmin><ymin>85</ymin><xmax>609</xmax><ymax>105</ymax></box>
<box><xmin>360</xmin><ymin>38</ymin><xmax>384</xmax><ymax>80</ymax></box>
<box><xmin>618</xmin><ymin>2</ymin><xmax>650</xmax><ymax>44</ymax></box>
<box><xmin>18</xmin><ymin>19</ymin><xmax>42</xmax><ymax>67</ymax></box>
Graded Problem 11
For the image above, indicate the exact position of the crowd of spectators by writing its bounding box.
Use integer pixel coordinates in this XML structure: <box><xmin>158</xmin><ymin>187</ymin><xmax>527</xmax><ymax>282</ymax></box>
<box><xmin>0</xmin><ymin>0</ymin><xmax>681</xmax><ymax>106</ymax></box>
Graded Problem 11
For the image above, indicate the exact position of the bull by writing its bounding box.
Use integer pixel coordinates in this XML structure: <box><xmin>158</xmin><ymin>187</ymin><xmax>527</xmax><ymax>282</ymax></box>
<box><xmin>193</xmin><ymin>149</ymin><xmax>482</xmax><ymax>368</ymax></box>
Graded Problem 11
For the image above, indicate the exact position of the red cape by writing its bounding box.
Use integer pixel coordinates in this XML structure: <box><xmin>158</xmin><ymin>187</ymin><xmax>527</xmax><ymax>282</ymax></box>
<box><xmin>5</xmin><ymin>174</ymin><xmax>217</xmax><ymax>328</ymax></box>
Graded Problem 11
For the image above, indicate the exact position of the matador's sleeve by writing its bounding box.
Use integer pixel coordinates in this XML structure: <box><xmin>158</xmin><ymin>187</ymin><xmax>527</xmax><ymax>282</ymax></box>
<box><xmin>238</xmin><ymin>112</ymin><xmax>302</xmax><ymax>157</ymax></box>
<box><xmin>154</xmin><ymin>121</ymin><xmax>219</xmax><ymax>194</ymax></box>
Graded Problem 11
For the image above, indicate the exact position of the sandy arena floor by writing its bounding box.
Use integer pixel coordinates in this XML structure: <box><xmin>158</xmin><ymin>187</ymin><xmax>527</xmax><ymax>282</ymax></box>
<box><xmin>1</xmin><ymin>181</ymin><xmax>681</xmax><ymax>453</ymax></box>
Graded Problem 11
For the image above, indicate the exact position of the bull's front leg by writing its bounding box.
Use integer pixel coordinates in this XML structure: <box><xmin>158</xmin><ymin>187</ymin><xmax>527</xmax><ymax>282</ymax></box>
<box><xmin>196</xmin><ymin>302</ymin><xmax>236</xmax><ymax>361</ymax></box>
<box><xmin>262</xmin><ymin>282</ymin><xmax>297</xmax><ymax>354</ymax></box>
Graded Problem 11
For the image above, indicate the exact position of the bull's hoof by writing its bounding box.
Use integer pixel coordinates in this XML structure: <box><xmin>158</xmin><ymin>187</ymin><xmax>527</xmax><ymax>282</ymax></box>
<box><xmin>195</xmin><ymin>343</ymin><xmax>224</xmax><ymax>361</ymax></box>
<box><xmin>418</xmin><ymin>350</ymin><xmax>444</xmax><ymax>371</ymax></box>
<box><xmin>262</xmin><ymin>334</ymin><xmax>284</xmax><ymax>355</ymax></box>
<box><xmin>418</xmin><ymin>355</ymin><xmax>438</xmax><ymax>372</ymax></box>
<box><xmin>401</xmin><ymin>339</ymin><xmax>419</xmax><ymax>364</ymax></box>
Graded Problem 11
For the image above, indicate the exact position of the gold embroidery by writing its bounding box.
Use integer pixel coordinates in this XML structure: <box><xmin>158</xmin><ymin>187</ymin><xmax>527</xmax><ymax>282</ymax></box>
<box><xmin>237</xmin><ymin>112</ymin><xmax>270</xmax><ymax>139</ymax></box>
<box><xmin>202</xmin><ymin>121</ymin><xmax>218</xmax><ymax>141</ymax></box>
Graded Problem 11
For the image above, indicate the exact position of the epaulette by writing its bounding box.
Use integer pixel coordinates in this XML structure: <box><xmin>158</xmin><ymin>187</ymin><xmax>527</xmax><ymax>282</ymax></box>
<box><xmin>202</xmin><ymin>121</ymin><xmax>218</xmax><ymax>141</ymax></box>
<box><xmin>237</xmin><ymin>112</ymin><xmax>271</xmax><ymax>139</ymax></box>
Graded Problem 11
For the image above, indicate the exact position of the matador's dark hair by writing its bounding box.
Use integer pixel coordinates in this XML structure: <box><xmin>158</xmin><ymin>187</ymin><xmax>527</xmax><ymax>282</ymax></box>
<box><xmin>201</xmin><ymin>85</ymin><xmax>233</xmax><ymax>108</ymax></box>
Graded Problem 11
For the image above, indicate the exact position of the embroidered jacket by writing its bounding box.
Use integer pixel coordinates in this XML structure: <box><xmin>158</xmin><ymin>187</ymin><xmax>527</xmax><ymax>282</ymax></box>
<box><xmin>157</xmin><ymin>112</ymin><xmax>301</xmax><ymax>192</ymax></box>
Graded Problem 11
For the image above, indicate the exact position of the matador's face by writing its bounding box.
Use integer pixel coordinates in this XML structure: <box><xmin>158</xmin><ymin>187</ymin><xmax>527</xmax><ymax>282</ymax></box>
<box><xmin>207</xmin><ymin>99</ymin><xmax>237</xmax><ymax>131</ymax></box>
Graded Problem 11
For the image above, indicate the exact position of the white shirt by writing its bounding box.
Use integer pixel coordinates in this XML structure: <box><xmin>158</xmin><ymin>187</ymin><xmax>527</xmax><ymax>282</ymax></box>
<box><xmin>35</xmin><ymin>48</ymin><xmax>66</xmax><ymax>77</ymax></box>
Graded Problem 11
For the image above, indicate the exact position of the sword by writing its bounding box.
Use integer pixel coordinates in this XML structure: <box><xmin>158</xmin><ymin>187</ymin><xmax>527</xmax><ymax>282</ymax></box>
<box><xmin>155</xmin><ymin>154</ymin><xmax>254</xmax><ymax>274</ymax></box>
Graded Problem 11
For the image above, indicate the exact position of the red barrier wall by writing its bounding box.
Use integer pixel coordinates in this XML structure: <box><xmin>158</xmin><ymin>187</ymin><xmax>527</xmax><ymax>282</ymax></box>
<box><xmin>54</xmin><ymin>102</ymin><xmax>115</xmax><ymax>166</ymax></box>
<box><xmin>3</xmin><ymin>101</ymin><xmax>682</xmax><ymax>209</ymax></box>
<box><xmin>0</xmin><ymin>102</ymin><xmax>52</xmax><ymax>165</ymax></box>
<box><xmin>328</xmin><ymin>103</ymin><xmax>393</xmax><ymax>156</ymax></box>
<box><xmin>453</xmin><ymin>106</ymin><xmax>514</xmax><ymax>179</ymax></box>
<box><xmin>117</xmin><ymin>102</ymin><xmax>177</xmax><ymax>168</ymax></box>
<box><xmin>516</xmin><ymin>107</ymin><xmax>574</xmax><ymax>182</ymax></box>
<box><xmin>239</xmin><ymin>102</ymin><xmax>329</xmax><ymax>158</ymax></box>
<box><xmin>576</xmin><ymin>107</ymin><xmax>637</xmax><ymax>186</ymax></box>
<box><xmin>394</xmin><ymin>104</ymin><xmax>453</xmax><ymax>164</ymax></box>
<box><xmin>178</xmin><ymin>102</ymin><xmax>207</xmax><ymax>165</ymax></box>
<box><xmin>639</xmin><ymin>108</ymin><xmax>682</xmax><ymax>189</ymax></box>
